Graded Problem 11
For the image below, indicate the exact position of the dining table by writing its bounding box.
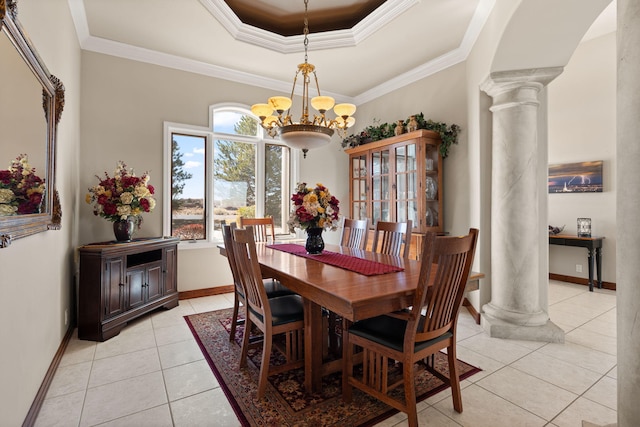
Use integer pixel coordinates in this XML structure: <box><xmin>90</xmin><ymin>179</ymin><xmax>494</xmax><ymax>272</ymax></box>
<box><xmin>219</xmin><ymin>240</ymin><xmax>483</xmax><ymax>393</ymax></box>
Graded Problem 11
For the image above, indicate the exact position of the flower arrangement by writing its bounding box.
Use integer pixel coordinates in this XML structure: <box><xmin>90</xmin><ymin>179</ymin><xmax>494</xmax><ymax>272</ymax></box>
<box><xmin>288</xmin><ymin>182</ymin><xmax>340</xmax><ymax>231</ymax></box>
<box><xmin>86</xmin><ymin>161</ymin><xmax>156</xmax><ymax>227</ymax></box>
<box><xmin>0</xmin><ymin>154</ymin><xmax>45</xmax><ymax>216</ymax></box>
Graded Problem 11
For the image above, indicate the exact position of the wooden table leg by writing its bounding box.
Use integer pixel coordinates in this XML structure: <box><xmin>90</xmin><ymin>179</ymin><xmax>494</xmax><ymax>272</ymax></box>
<box><xmin>587</xmin><ymin>248</ymin><xmax>595</xmax><ymax>292</ymax></box>
<box><xmin>596</xmin><ymin>247</ymin><xmax>603</xmax><ymax>289</ymax></box>
<box><xmin>303</xmin><ymin>298</ymin><xmax>323</xmax><ymax>393</ymax></box>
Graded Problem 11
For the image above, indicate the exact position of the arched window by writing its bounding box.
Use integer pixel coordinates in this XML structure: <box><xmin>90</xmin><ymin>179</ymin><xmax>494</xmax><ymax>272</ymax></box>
<box><xmin>163</xmin><ymin>104</ymin><xmax>293</xmax><ymax>245</ymax></box>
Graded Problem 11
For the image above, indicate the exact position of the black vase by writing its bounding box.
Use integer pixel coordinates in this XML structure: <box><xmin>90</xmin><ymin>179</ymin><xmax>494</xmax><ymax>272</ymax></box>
<box><xmin>113</xmin><ymin>217</ymin><xmax>136</xmax><ymax>242</ymax></box>
<box><xmin>305</xmin><ymin>227</ymin><xmax>324</xmax><ymax>254</ymax></box>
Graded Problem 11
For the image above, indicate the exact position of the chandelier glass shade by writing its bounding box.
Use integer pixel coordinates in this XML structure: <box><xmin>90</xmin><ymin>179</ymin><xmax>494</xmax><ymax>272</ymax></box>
<box><xmin>251</xmin><ymin>0</ymin><xmax>356</xmax><ymax>158</ymax></box>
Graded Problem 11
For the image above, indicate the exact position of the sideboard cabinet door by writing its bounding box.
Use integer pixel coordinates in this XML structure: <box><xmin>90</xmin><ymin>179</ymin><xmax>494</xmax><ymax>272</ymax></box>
<box><xmin>163</xmin><ymin>245</ymin><xmax>178</xmax><ymax>295</ymax></box>
<box><xmin>126</xmin><ymin>267</ymin><xmax>146</xmax><ymax>310</ymax></box>
<box><xmin>104</xmin><ymin>257</ymin><xmax>126</xmax><ymax>319</ymax></box>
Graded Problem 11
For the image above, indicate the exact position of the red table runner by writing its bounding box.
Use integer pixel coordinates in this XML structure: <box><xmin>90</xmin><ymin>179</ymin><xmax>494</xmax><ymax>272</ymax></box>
<box><xmin>266</xmin><ymin>244</ymin><xmax>404</xmax><ymax>276</ymax></box>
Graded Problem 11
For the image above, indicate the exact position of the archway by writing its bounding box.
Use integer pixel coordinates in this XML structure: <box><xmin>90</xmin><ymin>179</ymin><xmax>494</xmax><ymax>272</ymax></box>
<box><xmin>481</xmin><ymin>0</ymin><xmax>611</xmax><ymax>339</ymax></box>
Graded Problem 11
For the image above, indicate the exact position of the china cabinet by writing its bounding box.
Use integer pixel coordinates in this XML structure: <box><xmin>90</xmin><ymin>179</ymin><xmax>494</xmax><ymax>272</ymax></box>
<box><xmin>78</xmin><ymin>237</ymin><xmax>179</xmax><ymax>341</ymax></box>
<box><xmin>345</xmin><ymin>130</ymin><xmax>443</xmax><ymax>256</ymax></box>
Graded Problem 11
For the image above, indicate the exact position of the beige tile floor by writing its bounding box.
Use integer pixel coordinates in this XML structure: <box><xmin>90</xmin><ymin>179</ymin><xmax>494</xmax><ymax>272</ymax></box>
<box><xmin>34</xmin><ymin>280</ymin><xmax>617</xmax><ymax>427</ymax></box>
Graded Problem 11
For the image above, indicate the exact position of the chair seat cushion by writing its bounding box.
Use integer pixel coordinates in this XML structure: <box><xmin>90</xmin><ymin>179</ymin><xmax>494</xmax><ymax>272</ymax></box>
<box><xmin>236</xmin><ymin>279</ymin><xmax>295</xmax><ymax>300</ymax></box>
<box><xmin>348</xmin><ymin>315</ymin><xmax>452</xmax><ymax>352</ymax></box>
<box><xmin>264</xmin><ymin>279</ymin><xmax>296</xmax><ymax>298</ymax></box>
<box><xmin>250</xmin><ymin>294</ymin><xmax>304</xmax><ymax>326</ymax></box>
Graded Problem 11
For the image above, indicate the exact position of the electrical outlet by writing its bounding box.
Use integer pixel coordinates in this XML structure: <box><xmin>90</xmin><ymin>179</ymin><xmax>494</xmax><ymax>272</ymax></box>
<box><xmin>64</xmin><ymin>309</ymin><xmax>68</xmax><ymax>326</ymax></box>
<box><xmin>576</xmin><ymin>264</ymin><xmax>583</xmax><ymax>273</ymax></box>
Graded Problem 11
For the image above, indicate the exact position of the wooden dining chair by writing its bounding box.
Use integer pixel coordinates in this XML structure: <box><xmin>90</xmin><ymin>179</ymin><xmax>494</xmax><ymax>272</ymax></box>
<box><xmin>231</xmin><ymin>226</ymin><xmax>305</xmax><ymax>398</ymax></box>
<box><xmin>342</xmin><ymin>228</ymin><xmax>479</xmax><ymax>427</ymax></box>
<box><xmin>339</xmin><ymin>218</ymin><xmax>369</xmax><ymax>250</ymax></box>
<box><xmin>222</xmin><ymin>224</ymin><xmax>294</xmax><ymax>343</ymax></box>
<box><xmin>370</xmin><ymin>220</ymin><xmax>413</xmax><ymax>258</ymax></box>
<box><xmin>238</xmin><ymin>217</ymin><xmax>276</xmax><ymax>243</ymax></box>
<box><xmin>327</xmin><ymin>217</ymin><xmax>371</xmax><ymax>355</ymax></box>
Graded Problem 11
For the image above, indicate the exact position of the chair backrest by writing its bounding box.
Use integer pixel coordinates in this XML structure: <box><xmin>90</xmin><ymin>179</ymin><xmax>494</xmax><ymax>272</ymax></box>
<box><xmin>339</xmin><ymin>218</ymin><xmax>369</xmax><ymax>250</ymax></box>
<box><xmin>410</xmin><ymin>228</ymin><xmax>479</xmax><ymax>343</ymax></box>
<box><xmin>231</xmin><ymin>226</ymin><xmax>271</xmax><ymax>322</ymax></box>
<box><xmin>239</xmin><ymin>217</ymin><xmax>276</xmax><ymax>243</ymax></box>
<box><xmin>371</xmin><ymin>220</ymin><xmax>412</xmax><ymax>258</ymax></box>
<box><xmin>222</xmin><ymin>223</ymin><xmax>243</xmax><ymax>296</ymax></box>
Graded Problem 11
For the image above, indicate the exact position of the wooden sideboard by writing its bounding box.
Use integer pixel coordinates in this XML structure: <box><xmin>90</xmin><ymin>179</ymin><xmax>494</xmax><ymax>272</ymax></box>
<box><xmin>78</xmin><ymin>237</ymin><xmax>179</xmax><ymax>341</ymax></box>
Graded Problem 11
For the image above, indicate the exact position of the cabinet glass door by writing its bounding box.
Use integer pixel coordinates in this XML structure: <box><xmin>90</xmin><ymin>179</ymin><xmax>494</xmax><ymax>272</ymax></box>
<box><xmin>425</xmin><ymin>143</ymin><xmax>439</xmax><ymax>228</ymax></box>
<box><xmin>395</xmin><ymin>144</ymin><xmax>417</xmax><ymax>227</ymax></box>
<box><xmin>372</xmin><ymin>150</ymin><xmax>390</xmax><ymax>224</ymax></box>
<box><xmin>351</xmin><ymin>155</ymin><xmax>367</xmax><ymax>220</ymax></box>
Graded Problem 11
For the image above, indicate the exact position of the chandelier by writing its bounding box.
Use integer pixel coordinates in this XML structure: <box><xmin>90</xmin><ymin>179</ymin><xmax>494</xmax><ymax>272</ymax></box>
<box><xmin>251</xmin><ymin>0</ymin><xmax>356</xmax><ymax>158</ymax></box>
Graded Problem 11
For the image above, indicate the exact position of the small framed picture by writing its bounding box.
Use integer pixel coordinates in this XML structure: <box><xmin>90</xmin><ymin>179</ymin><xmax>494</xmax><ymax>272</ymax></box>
<box><xmin>577</xmin><ymin>218</ymin><xmax>592</xmax><ymax>237</ymax></box>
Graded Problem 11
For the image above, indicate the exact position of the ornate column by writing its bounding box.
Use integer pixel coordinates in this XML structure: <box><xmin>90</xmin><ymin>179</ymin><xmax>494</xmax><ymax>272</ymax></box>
<box><xmin>480</xmin><ymin>67</ymin><xmax>564</xmax><ymax>342</ymax></box>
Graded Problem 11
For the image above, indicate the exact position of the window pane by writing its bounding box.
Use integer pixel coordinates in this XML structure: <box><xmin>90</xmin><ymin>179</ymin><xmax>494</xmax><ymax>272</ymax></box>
<box><xmin>397</xmin><ymin>200</ymin><xmax>407</xmax><ymax>222</ymax></box>
<box><xmin>171</xmin><ymin>134</ymin><xmax>206</xmax><ymax>240</ymax></box>
<box><xmin>381</xmin><ymin>202</ymin><xmax>390</xmax><ymax>222</ymax></box>
<box><xmin>407</xmin><ymin>144</ymin><xmax>416</xmax><ymax>171</ymax></box>
<box><xmin>213</xmin><ymin>139</ymin><xmax>256</xmax><ymax>232</ymax></box>
<box><xmin>396</xmin><ymin>146</ymin><xmax>406</xmax><ymax>173</ymax></box>
<box><xmin>213</xmin><ymin>110</ymin><xmax>259</xmax><ymax>136</ymax></box>
<box><xmin>264</xmin><ymin>143</ymin><xmax>290</xmax><ymax>233</ymax></box>
<box><xmin>372</xmin><ymin>152</ymin><xmax>381</xmax><ymax>175</ymax></box>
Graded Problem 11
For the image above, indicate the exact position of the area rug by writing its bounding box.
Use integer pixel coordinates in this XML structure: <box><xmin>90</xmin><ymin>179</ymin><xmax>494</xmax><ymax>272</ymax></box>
<box><xmin>184</xmin><ymin>308</ymin><xmax>481</xmax><ymax>427</ymax></box>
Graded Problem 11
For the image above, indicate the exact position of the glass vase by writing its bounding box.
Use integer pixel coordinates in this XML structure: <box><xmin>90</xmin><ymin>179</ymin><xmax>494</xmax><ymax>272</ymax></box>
<box><xmin>305</xmin><ymin>227</ymin><xmax>324</xmax><ymax>255</ymax></box>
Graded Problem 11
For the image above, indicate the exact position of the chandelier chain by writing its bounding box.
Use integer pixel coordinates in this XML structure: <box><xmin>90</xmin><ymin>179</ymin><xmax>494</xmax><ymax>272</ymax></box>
<box><xmin>303</xmin><ymin>0</ymin><xmax>309</xmax><ymax>64</ymax></box>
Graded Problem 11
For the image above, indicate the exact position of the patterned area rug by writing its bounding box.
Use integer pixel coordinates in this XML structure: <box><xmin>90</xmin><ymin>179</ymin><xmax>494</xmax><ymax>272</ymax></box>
<box><xmin>184</xmin><ymin>308</ymin><xmax>481</xmax><ymax>427</ymax></box>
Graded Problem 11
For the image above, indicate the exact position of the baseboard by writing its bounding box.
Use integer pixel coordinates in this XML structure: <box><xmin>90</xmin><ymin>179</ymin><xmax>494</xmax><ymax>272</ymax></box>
<box><xmin>548</xmin><ymin>273</ymin><xmax>616</xmax><ymax>291</ymax></box>
<box><xmin>179</xmin><ymin>285</ymin><xmax>234</xmax><ymax>300</ymax></box>
<box><xmin>462</xmin><ymin>297</ymin><xmax>481</xmax><ymax>324</ymax></box>
<box><xmin>22</xmin><ymin>323</ymin><xmax>75</xmax><ymax>427</ymax></box>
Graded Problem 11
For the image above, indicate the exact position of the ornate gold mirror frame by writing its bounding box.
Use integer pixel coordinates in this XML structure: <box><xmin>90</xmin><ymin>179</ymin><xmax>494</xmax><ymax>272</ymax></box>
<box><xmin>0</xmin><ymin>0</ymin><xmax>65</xmax><ymax>248</ymax></box>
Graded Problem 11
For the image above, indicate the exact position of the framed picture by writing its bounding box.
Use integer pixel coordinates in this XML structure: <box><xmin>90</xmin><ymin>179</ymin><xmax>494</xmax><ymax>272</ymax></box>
<box><xmin>548</xmin><ymin>161</ymin><xmax>603</xmax><ymax>193</ymax></box>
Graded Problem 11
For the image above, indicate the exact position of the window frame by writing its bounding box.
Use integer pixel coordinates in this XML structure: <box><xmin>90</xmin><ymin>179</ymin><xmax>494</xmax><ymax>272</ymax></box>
<box><xmin>163</xmin><ymin>103</ymin><xmax>298</xmax><ymax>249</ymax></box>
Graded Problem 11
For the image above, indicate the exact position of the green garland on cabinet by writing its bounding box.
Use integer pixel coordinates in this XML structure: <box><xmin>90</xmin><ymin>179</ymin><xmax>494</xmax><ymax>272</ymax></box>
<box><xmin>342</xmin><ymin>112</ymin><xmax>461</xmax><ymax>158</ymax></box>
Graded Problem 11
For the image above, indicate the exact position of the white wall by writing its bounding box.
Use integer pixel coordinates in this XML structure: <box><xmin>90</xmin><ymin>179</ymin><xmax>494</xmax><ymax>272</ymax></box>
<box><xmin>548</xmin><ymin>32</ymin><xmax>616</xmax><ymax>284</ymax></box>
<box><xmin>0</xmin><ymin>0</ymin><xmax>81</xmax><ymax>424</ymax></box>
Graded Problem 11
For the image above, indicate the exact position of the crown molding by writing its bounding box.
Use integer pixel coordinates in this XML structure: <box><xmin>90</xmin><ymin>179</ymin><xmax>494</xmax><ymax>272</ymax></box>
<box><xmin>354</xmin><ymin>0</ymin><xmax>495</xmax><ymax>104</ymax></box>
<box><xmin>198</xmin><ymin>0</ymin><xmax>419</xmax><ymax>53</ymax></box>
<box><xmin>67</xmin><ymin>0</ymin><xmax>494</xmax><ymax>104</ymax></box>
<box><xmin>80</xmin><ymin>35</ymin><xmax>355</xmax><ymax>103</ymax></box>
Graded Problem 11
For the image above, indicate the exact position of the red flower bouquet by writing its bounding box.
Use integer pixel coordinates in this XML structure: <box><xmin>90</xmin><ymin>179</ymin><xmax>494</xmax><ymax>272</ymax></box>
<box><xmin>0</xmin><ymin>154</ymin><xmax>45</xmax><ymax>216</ymax></box>
<box><xmin>287</xmin><ymin>182</ymin><xmax>340</xmax><ymax>231</ymax></box>
<box><xmin>86</xmin><ymin>161</ymin><xmax>156</xmax><ymax>227</ymax></box>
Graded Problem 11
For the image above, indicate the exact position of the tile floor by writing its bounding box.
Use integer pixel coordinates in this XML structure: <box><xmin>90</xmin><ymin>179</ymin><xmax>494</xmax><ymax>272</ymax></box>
<box><xmin>34</xmin><ymin>280</ymin><xmax>617</xmax><ymax>427</ymax></box>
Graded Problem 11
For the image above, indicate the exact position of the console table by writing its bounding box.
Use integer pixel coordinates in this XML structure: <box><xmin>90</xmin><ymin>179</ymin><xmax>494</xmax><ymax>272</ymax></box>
<box><xmin>549</xmin><ymin>234</ymin><xmax>604</xmax><ymax>292</ymax></box>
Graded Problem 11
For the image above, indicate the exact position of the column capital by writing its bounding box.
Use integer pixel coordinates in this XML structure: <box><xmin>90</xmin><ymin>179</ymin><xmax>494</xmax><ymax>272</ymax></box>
<box><xmin>481</xmin><ymin>67</ymin><xmax>564</xmax><ymax>100</ymax></box>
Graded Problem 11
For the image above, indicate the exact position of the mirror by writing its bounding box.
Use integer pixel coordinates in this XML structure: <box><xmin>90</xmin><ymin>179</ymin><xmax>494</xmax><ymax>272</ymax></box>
<box><xmin>0</xmin><ymin>0</ymin><xmax>65</xmax><ymax>248</ymax></box>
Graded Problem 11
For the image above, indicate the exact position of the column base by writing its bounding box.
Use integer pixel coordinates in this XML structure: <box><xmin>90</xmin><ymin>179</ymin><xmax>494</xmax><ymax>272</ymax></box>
<box><xmin>481</xmin><ymin>313</ymin><xmax>565</xmax><ymax>343</ymax></box>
